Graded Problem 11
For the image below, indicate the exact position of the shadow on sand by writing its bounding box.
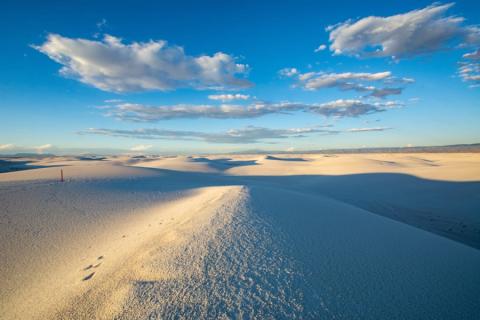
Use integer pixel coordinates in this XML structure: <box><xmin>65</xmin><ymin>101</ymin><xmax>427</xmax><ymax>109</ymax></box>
<box><xmin>89</xmin><ymin>167</ymin><xmax>480</xmax><ymax>250</ymax></box>
<box><xmin>190</xmin><ymin>157</ymin><xmax>258</xmax><ymax>171</ymax></box>
<box><xmin>0</xmin><ymin>159</ymin><xmax>45</xmax><ymax>173</ymax></box>
<box><xmin>2</xmin><ymin>162</ymin><xmax>479</xmax><ymax>250</ymax></box>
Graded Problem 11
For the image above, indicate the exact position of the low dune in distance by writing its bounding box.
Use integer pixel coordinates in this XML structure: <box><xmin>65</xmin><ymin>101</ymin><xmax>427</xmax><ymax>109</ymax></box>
<box><xmin>1</xmin><ymin>153</ymin><xmax>479</xmax><ymax>319</ymax></box>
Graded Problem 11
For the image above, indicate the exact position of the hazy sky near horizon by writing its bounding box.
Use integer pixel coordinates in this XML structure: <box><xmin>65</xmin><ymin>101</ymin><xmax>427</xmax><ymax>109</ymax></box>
<box><xmin>1</xmin><ymin>0</ymin><xmax>479</xmax><ymax>154</ymax></box>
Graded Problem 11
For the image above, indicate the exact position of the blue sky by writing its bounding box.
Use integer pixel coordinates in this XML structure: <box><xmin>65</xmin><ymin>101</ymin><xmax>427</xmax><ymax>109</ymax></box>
<box><xmin>1</xmin><ymin>0</ymin><xmax>479</xmax><ymax>154</ymax></box>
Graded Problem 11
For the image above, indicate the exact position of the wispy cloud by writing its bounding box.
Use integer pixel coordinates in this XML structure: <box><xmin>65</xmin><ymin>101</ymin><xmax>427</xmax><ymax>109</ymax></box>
<box><xmin>33</xmin><ymin>34</ymin><xmax>251</xmax><ymax>93</ymax></box>
<box><xmin>458</xmin><ymin>49</ymin><xmax>480</xmax><ymax>87</ymax></box>
<box><xmin>346</xmin><ymin>127</ymin><xmax>392</xmax><ymax>132</ymax></box>
<box><xmin>130</xmin><ymin>144</ymin><xmax>152</xmax><ymax>151</ymax></box>
<box><xmin>463</xmin><ymin>49</ymin><xmax>480</xmax><ymax>60</ymax></box>
<box><xmin>208</xmin><ymin>93</ymin><xmax>250</xmax><ymax>101</ymax></box>
<box><xmin>314</xmin><ymin>44</ymin><xmax>327</xmax><ymax>53</ymax></box>
<box><xmin>100</xmin><ymin>99</ymin><xmax>402</xmax><ymax>122</ymax></box>
<box><xmin>327</xmin><ymin>3</ymin><xmax>480</xmax><ymax>59</ymax></box>
<box><xmin>104</xmin><ymin>99</ymin><xmax>123</xmax><ymax>103</ymax></box>
<box><xmin>280</xmin><ymin>70</ymin><xmax>413</xmax><ymax>98</ymax></box>
<box><xmin>102</xmin><ymin>102</ymin><xmax>303</xmax><ymax>121</ymax></box>
<box><xmin>35</xmin><ymin>144</ymin><xmax>52</xmax><ymax>154</ymax></box>
<box><xmin>278</xmin><ymin>68</ymin><xmax>299</xmax><ymax>77</ymax></box>
<box><xmin>311</xmin><ymin>99</ymin><xmax>401</xmax><ymax>117</ymax></box>
<box><xmin>369</xmin><ymin>87</ymin><xmax>403</xmax><ymax>98</ymax></box>
<box><xmin>96</xmin><ymin>18</ymin><xmax>107</xmax><ymax>30</ymax></box>
<box><xmin>0</xmin><ymin>143</ymin><xmax>14</xmax><ymax>150</ymax></box>
<box><xmin>79</xmin><ymin>126</ymin><xmax>338</xmax><ymax>144</ymax></box>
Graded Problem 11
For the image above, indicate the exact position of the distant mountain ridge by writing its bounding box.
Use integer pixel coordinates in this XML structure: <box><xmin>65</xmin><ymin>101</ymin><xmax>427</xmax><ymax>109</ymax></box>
<box><xmin>234</xmin><ymin>143</ymin><xmax>480</xmax><ymax>155</ymax></box>
<box><xmin>1</xmin><ymin>143</ymin><xmax>479</xmax><ymax>158</ymax></box>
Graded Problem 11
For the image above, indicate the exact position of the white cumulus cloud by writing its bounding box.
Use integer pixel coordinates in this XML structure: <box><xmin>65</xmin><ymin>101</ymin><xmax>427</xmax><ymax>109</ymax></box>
<box><xmin>327</xmin><ymin>3</ymin><xmax>480</xmax><ymax>59</ymax></box>
<box><xmin>33</xmin><ymin>34</ymin><xmax>251</xmax><ymax>93</ymax></box>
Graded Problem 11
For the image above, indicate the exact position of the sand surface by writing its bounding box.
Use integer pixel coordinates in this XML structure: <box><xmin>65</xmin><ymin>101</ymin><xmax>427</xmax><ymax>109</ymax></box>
<box><xmin>1</xmin><ymin>153</ymin><xmax>479</xmax><ymax>319</ymax></box>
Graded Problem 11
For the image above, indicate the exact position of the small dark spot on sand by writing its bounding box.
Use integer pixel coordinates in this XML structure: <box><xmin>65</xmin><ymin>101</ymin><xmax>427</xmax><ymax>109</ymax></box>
<box><xmin>98</xmin><ymin>256</ymin><xmax>104</xmax><ymax>260</ymax></box>
<box><xmin>84</xmin><ymin>264</ymin><xmax>93</xmax><ymax>271</ymax></box>
<box><xmin>83</xmin><ymin>272</ymin><xmax>95</xmax><ymax>281</ymax></box>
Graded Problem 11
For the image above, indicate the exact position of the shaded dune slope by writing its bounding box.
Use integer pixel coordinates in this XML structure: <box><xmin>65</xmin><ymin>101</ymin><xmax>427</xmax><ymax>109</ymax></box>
<box><xmin>115</xmin><ymin>185</ymin><xmax>480</xmax><ymax>319</ymax></box>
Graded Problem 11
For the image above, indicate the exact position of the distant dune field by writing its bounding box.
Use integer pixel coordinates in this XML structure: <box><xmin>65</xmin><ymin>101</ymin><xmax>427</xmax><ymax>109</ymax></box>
<box><xmin>1</xmin><ymin>153</ymin><xmax>479</xmax><ymax>319</ymax></box>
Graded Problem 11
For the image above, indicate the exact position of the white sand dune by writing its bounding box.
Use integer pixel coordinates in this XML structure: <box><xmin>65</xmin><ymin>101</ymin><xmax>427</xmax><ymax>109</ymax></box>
<box><xmin>1</xmin><ymin>153</ymin><xmax>480</xmax><ymax>319</ymax></box>
<box><xmin>226</xmin><ymin>153</ymin><xmax>480</xmax><ymax>181</ymax></box>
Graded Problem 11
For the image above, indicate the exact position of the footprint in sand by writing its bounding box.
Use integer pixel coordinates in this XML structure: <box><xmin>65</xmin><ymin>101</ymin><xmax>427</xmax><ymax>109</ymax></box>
<box><xmin>84</xmin><ymin>262</ymin><xmax>102</xmax><ymax>271</ymax></box>
<box><xmin>83</xmin><ymin>272</ymin><xmax>95</xmax><ymax>281</ymax></box>
<box><xmin>82</xmin><ymin>256</ymin><xmax>104</xmax><ymax>280</ymax></box>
